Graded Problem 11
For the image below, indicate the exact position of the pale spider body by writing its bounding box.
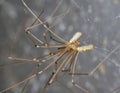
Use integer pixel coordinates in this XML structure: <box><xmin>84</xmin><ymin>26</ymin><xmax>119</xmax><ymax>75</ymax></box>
<box><xmin>67</xmin><ymin>32</ymin><xmax>93</xmax><ymax>52</ymax></box>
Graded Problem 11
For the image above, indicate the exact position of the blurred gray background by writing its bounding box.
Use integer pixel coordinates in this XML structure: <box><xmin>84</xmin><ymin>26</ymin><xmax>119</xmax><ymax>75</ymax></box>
<box><xmin>0</xmin><ymin>0</ymin><xmax>120</xmax><ymax>93</ymax></box>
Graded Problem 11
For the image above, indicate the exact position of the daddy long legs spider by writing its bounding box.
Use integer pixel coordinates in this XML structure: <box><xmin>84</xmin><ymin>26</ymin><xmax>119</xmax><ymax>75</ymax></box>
<box><xmin>0</xmin><ymin>0</ymin><xmax>94</xmax><ymax>92</ymax></box>
<box><xmin>1</xmin><ymin>0</ymin><xmax>120</xmax><ymax>93</ymax></box>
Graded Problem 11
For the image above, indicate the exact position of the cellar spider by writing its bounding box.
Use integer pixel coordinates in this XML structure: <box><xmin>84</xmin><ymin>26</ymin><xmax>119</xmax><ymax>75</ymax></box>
<box><xmin>1</xmin><ymin>0</ymin><xmax>120</xmax><ymax>93</ymax></box>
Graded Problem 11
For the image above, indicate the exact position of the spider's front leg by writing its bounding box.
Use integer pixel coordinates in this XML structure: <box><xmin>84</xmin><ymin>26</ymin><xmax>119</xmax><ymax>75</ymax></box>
<box><xmin>71</xmin><ymin>52</ymin><xmax>90</xmax><ymax>93</ymax></box>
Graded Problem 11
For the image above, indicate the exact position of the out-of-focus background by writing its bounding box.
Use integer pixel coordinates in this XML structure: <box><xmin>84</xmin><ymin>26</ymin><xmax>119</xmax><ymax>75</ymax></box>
<box><xmin>0</xmin><ymin>0</ymin><xmax>120</xmax><ymax>93</ymax></box>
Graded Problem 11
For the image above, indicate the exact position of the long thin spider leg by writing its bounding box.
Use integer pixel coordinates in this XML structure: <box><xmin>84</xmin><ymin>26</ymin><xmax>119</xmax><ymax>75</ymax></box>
<box><xmin>25</xmin><ymin>11</ymin><xmax>44</xmax><ymax>47</ymax></box>
<box><xmin>25</xmin><ymin>22</ymin><xmax>66</xmax><ymax>49</ymax></box>
<box><xmin>19</xmin><ymin>62</ymin><xmax>43</xmax><ymax>93</ymax></box>
<box><xmin>26</xmin><ymin>8</ymin><xmax>44</xmax><ymax>33</ymax></box>
<box><xmin>37</xmin><ymin>8</ymin><xmax>70</xmax><ymax>49</ymax></box>
<box><xmin>25</xmin><ymin>6</ymin><xmax>44</xmax><ymax>45</ymax></box>
<box><xmin>69</xmin><ymin>72</ymin><xmax>89</xmax><ymax>76</ymax></box>
<box><xmin>25</xmin><ymin>29</ymin><xmax>44</xmax><ymax>45</ymax></box>
<box><xmin>49</xmin><ymin>0</ymin><xmax>63</xmax><ymax>17</ymax></box>
<box><xmin>31</xmin><ymin>10</ymin><xmax>44</xmax><ymax>27</ymax></box>
<box><xmin>22</xmin><ymin>0</ymin><xmax>68</xmax><ymax>43</ymax></box>
<box><xmin>38</xmin><ymin>47</ymin><xmax>68</xmax><ymax>75</ymax></box>
<box><xmin>0</xmin><ymin>62</ymin><xmax>41</xmax><ymax>93</ymax></box>
<box><xmin>0</xmin><ymin>49</ymin><xmax>67</xmax><ymax>93</ymax></box>
<box><xmin>41</xmin><ymin>50</ymin><xmax>74</xmax><ymax>93</ymax></box>
<box><xmin>49</xmin><ymin>35</ymin><xmax>65</xmax><ymax>44</ymax></box>
<box><xmin>1</xmin><ymin>49</ymin><xmax>63</xmax><ymax>67</ymax></box>
<box><xmin>24</xmin><ymin>0</ymin><xmax>67</xmax><ymax>32</ymax></box>
<box><xmin>43</xmin><ymin>29</ymin><xmax>51</xmax><ymax>53</ymax></box>
<box><xmin>89</xmin><ymin>44</ymin><xmax>120</xmax><ymax>75</ymax></box>
<box><xmin>38</xmin><ymin>49</ymin><xmax>68</xmax><ymax>93</ymax></box>
<box><xmin>25</xmin><ymin>8</ymin><xmax>70</xmax><ymax>37</ymax></box>
<box><xmin>0</xmin><ymin>50</ymin><xmax>63</xmax><ymax>93</ymax></box>
<box><xmin>23</xmin><ymin>0</ymin><xmax>70</xmax><ymax>49</ymax></box>
<box><xmin>62</xmin><ymin>51</ymin><xmax>76</xmax><ymax>72</ymax></box>
<box><xmin>109</xmin><ymin>86</ymin><xmax>120</xmax><ymax>93</ymax></box>
<box><xmin>41</xmin><ymin>72</ymin><xmax>55</xmax><ymax>93</ymax></box>
<box><xmin>35</xmin><ymin>49</ymin><xmax>62</xmax><ymax>60</ymax></box>
<box><xmin>45</xmin><ymin>8</ymin><xmax>70</xmax><ymax>44</ymax></box>
<box><xmin>0</xmin><ymin>61</ymin><xmax>35</xmax><ymax>67</ymax></box>
<box><xmin>20</xmin><ymin>80</ymin><xmax>29</xmax><ymax>93</ymax></box>
<box><xmin>47</xmin><ymin>72</ymin><xmax>75</xmax><ymax>93</ymax></box>
<box><xmin>0</xmin><ymin>57</ymin><xmax>42</xmax><ymax>68</ymax></box>
<box><xmin>42</xmin><ymin>24</ymin><xmax>65</xmax><ymax>53</ymax></box>
<box><xmin>68</xmin><ymin>44</ymin><xmax>120</xmax><ymax>76</ymax></box>
<box><xmin>68</xmin><ymin>52</ymin><xmax>89</xmax><ymax>75</ymax></box>
<box><xmin>34</xmin><ymin>49</ymin><xmax>64</xmax><ymax>63</ymax></box>
<box><xmin>66</xmin><ymin>52</ymin><xmax>79</xmax><ymax>72</ymax></box>
<box><xmin>0</xmin><ymin>74</ymin><xmax>36</xmax><ymax>93</ymax></box>
<box><xmin>66</xmin><ymin>55</ymin><xmax>89</xmax><ymax>76</ymax></box>
<box><xmin>0</xmin><ymin>49</ymin><xmax>62</xmax><ymax>68</ymax></box>
<box><xmin>71</xmin><ymin>52</ymin><xmax>90</xmax><ymax>93</ymax></box>
<box><xmin>48</xmin><ymin>51</ymin><xmax>74</xmax><ymax>84</ymax></box>
<box><xmin>67</xmin><ymin>58</ymin><xmax>76</xmax><ymax>73</ymax></box>
<box><xmin>25</xmin><ymin>11</ymin><xmax>45</xmax><ymax>45</ymax></box>
<box><xmin>20</xmin><ymin>50</ymin><xmax>65</xmax><ymax>93</ymax></box>
<box><xmin>35</xmin><ymin>43</ymin><xmax>66</xmax><ymax>48</ymax></box>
